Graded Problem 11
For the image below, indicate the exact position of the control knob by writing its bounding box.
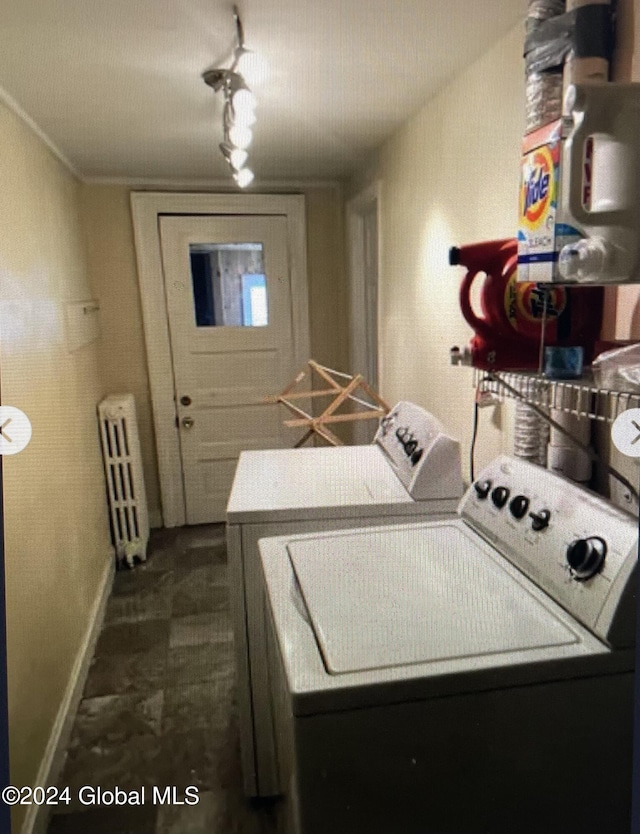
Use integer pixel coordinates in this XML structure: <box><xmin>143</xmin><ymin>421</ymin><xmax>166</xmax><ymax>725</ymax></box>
<box><xmin>566</xmin><ymin>536</ymin><xmax>607</xmax><ymax>581</ymax></box>
<box><xmin>491</xmin><ymin>486</ymin><xmax>510</xmax><ymax>509</ymax></box>
<box><xmin>473</xmin><ymin>480</ymin><xmax>492</xmax><ymax>499</ymax></box>
<box><xmin>405</xmin><ymin>438</ymin><xmax>418</xmax><ymax>456</ymax></box>
<box><xmin>395</xmin><ymin>427</ymin><xmax>408</xmax><ymax>442</ymax></box>
<box><xmin>529</xmin><ymin>509</ymin><xmax>551</xmax><ymax>531</ymax></box>
<box><xmin>410</xmin><ymin>448</ymin><xmax>423</xmax><ymax>466</ymax></box>
<box><xmin>509</xmin><ymin>495</ymin><xmax>530</xmax><ymax>520</ymax></box>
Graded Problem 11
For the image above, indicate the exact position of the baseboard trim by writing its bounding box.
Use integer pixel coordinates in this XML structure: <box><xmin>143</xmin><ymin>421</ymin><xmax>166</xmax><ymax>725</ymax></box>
<box><xmin>22</xmin><ymin>550</ymin><xmax>115</xmax><ymax>834</ymax></box>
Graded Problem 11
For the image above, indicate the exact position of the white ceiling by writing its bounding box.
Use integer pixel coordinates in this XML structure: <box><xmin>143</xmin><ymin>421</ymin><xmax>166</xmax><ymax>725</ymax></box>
<box><xmin>0</xmin><ymin>1</ymin><xmax>525</xmax><ymax>183</ymax></box>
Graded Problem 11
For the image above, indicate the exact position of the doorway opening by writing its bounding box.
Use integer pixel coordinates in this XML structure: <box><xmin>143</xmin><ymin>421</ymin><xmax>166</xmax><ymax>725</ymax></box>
<box><xmin>348</xmin><ymin>183</ymin><xmax>381</xmax><ymax>444</ymax></box>
<box><xmin>131</xmin><ymin>192</ymin><xmax>310</xmax><ymax>526</ymax></box>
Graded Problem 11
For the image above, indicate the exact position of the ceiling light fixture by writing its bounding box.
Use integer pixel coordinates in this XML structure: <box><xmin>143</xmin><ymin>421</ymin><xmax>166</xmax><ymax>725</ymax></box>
<box><xmin>202</xmin><ymin>5</ymin><xmax>257</xmax><ymax>188</ymax></box>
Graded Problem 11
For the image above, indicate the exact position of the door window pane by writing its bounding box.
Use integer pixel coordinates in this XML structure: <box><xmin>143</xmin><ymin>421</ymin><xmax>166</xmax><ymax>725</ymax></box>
<box><xmin>189</xmin><ymin>242</ymin><xmax>268</xmax><ymax>327</ymax></box>
<box><xmin>242</xmin><ymin>274</ymin><xmax>268</xmax><ymax>326</ymax></box>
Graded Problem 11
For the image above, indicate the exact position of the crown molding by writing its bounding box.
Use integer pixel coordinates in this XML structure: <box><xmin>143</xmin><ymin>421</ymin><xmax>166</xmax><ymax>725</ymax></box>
<box><xmin>82</xmin><ymin>175</ymin><xmax>343</xmax><ymax>190</ymax></box>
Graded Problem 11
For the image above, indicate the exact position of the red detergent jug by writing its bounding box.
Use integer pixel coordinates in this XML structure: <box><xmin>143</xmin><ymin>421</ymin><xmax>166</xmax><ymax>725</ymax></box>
<box><xmin>449</xmin><ymin>238</ymin><xmax>603</xmax><ymax>371</ymax></box>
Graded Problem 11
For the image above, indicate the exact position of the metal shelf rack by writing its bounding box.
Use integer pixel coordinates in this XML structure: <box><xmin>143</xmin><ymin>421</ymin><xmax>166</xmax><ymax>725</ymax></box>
<box><xmin>473</xmin><ymin>369</ymin><xmax>640</xmax><ymax>423</ymax></box>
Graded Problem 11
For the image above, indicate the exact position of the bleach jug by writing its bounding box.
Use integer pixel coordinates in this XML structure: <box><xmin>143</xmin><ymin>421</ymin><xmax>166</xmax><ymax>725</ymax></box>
<box><xmin>518</xmin><ymin>82</ymin><xmax>640</xmax><ymax>285</ymax></box>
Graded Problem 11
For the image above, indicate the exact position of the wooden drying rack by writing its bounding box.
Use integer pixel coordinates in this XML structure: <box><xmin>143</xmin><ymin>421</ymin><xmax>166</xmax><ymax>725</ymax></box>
<box><xmin>265</xmin><ymin>360</ymin><xmax>390</xmax><ymax>447</ymax></box>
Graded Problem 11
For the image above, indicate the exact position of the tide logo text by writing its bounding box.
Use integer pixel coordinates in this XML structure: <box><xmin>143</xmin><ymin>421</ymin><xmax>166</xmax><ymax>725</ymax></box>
<box><xmin>521</xmin><ymin>146</ymin><xmax>554</xmax><ymax>228</ymax></box>
<box><xmin>523</xmin><ymin>167</ymin><xmax>549</xmax><ymax>214</ymax></box>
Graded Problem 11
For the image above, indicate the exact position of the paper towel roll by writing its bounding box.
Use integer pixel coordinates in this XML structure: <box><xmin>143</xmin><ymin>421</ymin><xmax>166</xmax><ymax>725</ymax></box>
<box><xmin>549</xmin><ymin>410</ymin><xmax>591</xmax><ymax>446</ymax></box>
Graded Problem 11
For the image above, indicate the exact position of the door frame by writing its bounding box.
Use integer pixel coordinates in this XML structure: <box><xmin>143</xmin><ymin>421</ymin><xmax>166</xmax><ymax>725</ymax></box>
<box><xmin>347</xmin><ymin>181</ymin><xmax>381</xmax><ymax>443</ymax></box>
<box><xmin>130</xmin><ymin>192</ymin><xmax>309</xmax><ymax>527</ymax></box>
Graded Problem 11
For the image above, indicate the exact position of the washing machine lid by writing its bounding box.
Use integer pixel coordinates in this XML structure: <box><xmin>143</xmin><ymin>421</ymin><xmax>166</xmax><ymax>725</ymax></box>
<box><xmin>287</xmin><ymin>524</ymin><xmax>581</xmax><ymax>675</ymax></box>
<box><xmin>227</xmin><ymin>445</ymin><xmax>419</xmax><ymax>523</ymax></box>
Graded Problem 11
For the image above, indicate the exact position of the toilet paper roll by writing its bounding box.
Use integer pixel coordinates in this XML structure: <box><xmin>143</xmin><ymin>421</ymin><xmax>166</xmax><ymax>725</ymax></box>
<box><xmin>549</xmin><ymin>411</ymin><xmax>591</xmax><ymax>446</ymax></box>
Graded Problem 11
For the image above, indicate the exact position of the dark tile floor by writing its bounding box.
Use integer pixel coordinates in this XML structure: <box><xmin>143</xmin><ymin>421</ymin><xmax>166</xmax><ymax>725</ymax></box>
<box><xmin>47</xmin><ymin>525</ymin><xmax>277</xmax><ymax>834</ymax></box>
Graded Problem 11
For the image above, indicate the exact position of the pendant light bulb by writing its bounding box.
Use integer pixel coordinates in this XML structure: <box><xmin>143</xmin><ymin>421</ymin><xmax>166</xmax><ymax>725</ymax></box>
<box><xmin>234</xmin><ymin>168</ymin><xmax>254</xmax><ymax>188</ymax></box>
<box><xmin>235</xmin><ymin>50</ymin><xmax>269</xmax><ymax>86</ymax></box>
<box><xmin>234</xmin><ymin>108</ymin><xmax>256</xmax><ymax>128</ymax></box>
<box><xmin>229</xmin><ymin>124</ymin><xmax>253</xmax><ymax>150</ymax></box>
<box><xmin>229</xmin><ymin>148</ymin><xmax>248</xmax><ymax>170</ymax></box>
<box><xmin>231</xmin><ymin>89</ymin><xmax>256</xmax><ymax>127</ymax></box>
<box><xmin>232</xmin><ymin>88</ymin><xmax>256</xmax><ymax>113</ymax></box>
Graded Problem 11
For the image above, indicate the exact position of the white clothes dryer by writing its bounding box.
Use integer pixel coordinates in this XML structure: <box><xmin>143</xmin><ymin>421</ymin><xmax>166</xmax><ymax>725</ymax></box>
<box><xmin>260</xmin><ymin>455</ymin><xmax>638</xmax><ymax>834</ymax></box>
<box><xmin>226</xmin><ymin>401</ymin><xmax>463</xmax><ymax>796</ymax></box>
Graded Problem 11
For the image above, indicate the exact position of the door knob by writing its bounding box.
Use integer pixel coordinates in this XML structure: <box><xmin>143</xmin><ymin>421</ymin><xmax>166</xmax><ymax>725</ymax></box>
<box><xmin>181</xmin><ymin>416</ymin><xmax>195</xmax><ymax>429</ymax></box>
<box><xmin>180</xmin><ymin>395</ymin><xmax>192</xmax><ymax>406</ymax></box>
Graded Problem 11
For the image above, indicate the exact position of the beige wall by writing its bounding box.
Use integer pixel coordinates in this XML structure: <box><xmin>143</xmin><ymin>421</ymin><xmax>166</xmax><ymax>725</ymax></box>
<box><xmin>351</xmin><ymin>22</ymin><xmax>526</xmax><ymax>477</ymax></box>
<box><xmin>0</xmin><ymin>102</ymin><xmax>112</xmax><ymax>830</ymax></box>
<box><xmin>79</xmin><ymin>185</ymin><xmax>163</xmax><ymax>525</ymax></box>
<box><xmin>305</xmin><ymin>186</ymin><xmax>349</xmax><ymax>371</ymax></box>
<box><xmin>353</xmin><ymin>10</ymin><xmax>640</xmax><ymax>488</ymax></box>
<box><xmin>79</xmin><ymin>183</ymin><xmax>349</xmax><ymax>522</ymax></box>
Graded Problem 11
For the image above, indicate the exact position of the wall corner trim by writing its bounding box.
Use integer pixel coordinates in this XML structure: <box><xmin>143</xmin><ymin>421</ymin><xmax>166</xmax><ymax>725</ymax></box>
<box><xmin>0</xmin><ymin>83</ymin><xmax>79</xmax><ymax>179</ymax></box>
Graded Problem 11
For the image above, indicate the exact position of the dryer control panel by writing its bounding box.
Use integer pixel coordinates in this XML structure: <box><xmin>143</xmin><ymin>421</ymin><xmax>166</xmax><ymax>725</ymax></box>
<box><xmin>461</xmin><ymin>455</ymin><xmax>638</xmax><ymax>648</ymax></box>
<box><xmin>374</xmin><ymin>402</ymin><xmax>463</xmax><ymax>502</ymax></box>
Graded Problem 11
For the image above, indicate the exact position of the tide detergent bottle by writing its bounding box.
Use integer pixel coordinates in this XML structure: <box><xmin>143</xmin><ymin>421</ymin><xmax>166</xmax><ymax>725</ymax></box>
<box><xmin>449</xmin><ymin>238</ymin><xmax>602</xmax><ymax>371</ymax></box>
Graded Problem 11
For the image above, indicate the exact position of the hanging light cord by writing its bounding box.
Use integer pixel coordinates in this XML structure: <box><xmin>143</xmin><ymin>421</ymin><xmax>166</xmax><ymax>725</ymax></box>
<box><xmin>470</xmin><ymin>398</ymin><xmax>480</xmax><ymax>483</ymax></box>
<box><xmin>232</xmin><ymin>4</ymin><xmax>245</xmax><ymax>56</ymax></box>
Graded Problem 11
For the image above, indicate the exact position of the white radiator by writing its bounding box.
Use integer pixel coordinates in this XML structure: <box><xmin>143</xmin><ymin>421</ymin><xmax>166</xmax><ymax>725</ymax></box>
<box><xmin>98</xmin><ymin>394</ymin><xmax>149</xmax><ymax>567</ymax></box>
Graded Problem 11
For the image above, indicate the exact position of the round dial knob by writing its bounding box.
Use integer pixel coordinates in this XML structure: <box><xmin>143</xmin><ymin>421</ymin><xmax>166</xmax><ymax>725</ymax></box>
<box><xmin>566</xmin><ymin>536</ymin><xmax>607</xmax><ymax>581</ymax></box>
<box><xmin>491</xmin><ymin>486</ymin><xmax>510</xmax><ymax>509</ymax></box>
<box><xmin>509</xmin><ymin>495</ymin><xmax>530</xmax><ymax>520</ymax></box>
<box><xmin>473</xmin><ymin>480</ymin><xmax>492</xmax><ymax>499</ymax></box>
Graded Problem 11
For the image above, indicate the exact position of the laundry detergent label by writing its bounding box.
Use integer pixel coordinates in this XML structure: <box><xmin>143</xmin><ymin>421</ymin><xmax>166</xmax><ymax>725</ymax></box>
<box><xmin>517</xmin><ymin>119</ymin><xmax>582</xmax><ymax>283</ymax></box>
<box><xmin>504</xmin><ymin>273</ymin><xmax>566</xmax><ymax>337</ymax></box>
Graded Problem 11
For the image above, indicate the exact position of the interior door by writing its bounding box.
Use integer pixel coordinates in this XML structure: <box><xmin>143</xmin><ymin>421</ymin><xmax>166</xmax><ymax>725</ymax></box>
<box><xmin>160</xmin><ymin>214</ymin><xmax>295</xmax><ymax>523</ymax></box>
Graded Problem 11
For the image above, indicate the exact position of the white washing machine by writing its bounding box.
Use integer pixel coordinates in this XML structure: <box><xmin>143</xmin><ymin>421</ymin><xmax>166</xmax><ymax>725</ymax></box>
<box><xmin>260</xmin><ymin>455</ymin><xmax>638</xmax><ymax>834</ymax></box>
<box><xmin>226</xmin><ymin>401</ymin><xmax>463</xmax><ymax>796</ymax></box>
